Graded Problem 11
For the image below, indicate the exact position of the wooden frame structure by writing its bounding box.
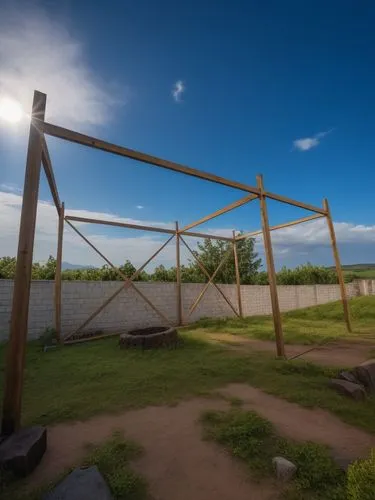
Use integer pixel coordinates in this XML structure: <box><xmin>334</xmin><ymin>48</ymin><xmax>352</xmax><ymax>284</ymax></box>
<box><xmin>1</xmin><ymin>90</ymin><xmax>351</xmax><ymax>435</ymax></box>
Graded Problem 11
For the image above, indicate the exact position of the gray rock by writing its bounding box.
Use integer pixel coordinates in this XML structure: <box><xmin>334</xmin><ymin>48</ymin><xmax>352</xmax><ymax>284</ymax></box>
<box><xmin>329</xmin><ymin>379</ymin><xmax>366</xmax><ymax>401</ymax></box>
<box><xmin>338</xmin><ymin>370</ymin><xmax>358</xmax><ymax>385</ymax></box>
<box><xmin>354</xmin><ymin>359</ymin><xmax>375</xmax><ymax>394</ymax></box>
<box><xmin>272</xmin><ymin>456</ymin><xmax>297</xmax><ymax>481</ymax></box>
<box><xmin>0</xmin><ymin>426</ymin><xmax>47</xmax><ymax>477</ymax></box>
<box><xmin>43</xmin><ymin>466</ymin><xmax>113</xmax><ymax>500</ymax></box>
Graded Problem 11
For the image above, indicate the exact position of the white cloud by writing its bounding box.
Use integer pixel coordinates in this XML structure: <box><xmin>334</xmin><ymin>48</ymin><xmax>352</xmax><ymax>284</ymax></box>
<box><xmin>172</xmin><ymin>80</ymin><xmax>185</xmax><ymax>102</ymax></box>
<box><xmin>136</xmin><ymin>205</ymin><xmax>144</xmax><ymax>210</ymax></box>
<box><xmin>0</xmin><ymin>183</ymin><xmax>22</xmax><ymax>194</ymax></box>
<box><xmin>292</xmin><ymin>129</ymin><xmax>334</xmax><ymax>152</ymax></box>
<box><xmin>0</xmin><ymin>5</ymin><xmax>122</xmax><ymax>129</ymax></box>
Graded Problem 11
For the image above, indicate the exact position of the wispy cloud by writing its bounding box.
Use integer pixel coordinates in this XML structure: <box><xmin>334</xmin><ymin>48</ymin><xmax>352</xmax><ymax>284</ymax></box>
<box><xmin>136</xmin><ymin>205</ymin><xmax>144</xmax><ymax>210</ymax></box>
<box><xmin>0</xmin><ymin>5</ymin><xmax>123</xmax><ymax>129</ymax></box>
<box><xmin>172</xmin><ymin>80</ymin><xmax>185</xmax><ymax>102</ymax></box>
<box><xmin>0</xmin><ymin>183</ymin><xmax>22</xmax><ymax>194</ymax></box>
<box><xmin>292</xmin><ymin>129</ymin><xmax>334</xmax><ymax>152</ymax></box>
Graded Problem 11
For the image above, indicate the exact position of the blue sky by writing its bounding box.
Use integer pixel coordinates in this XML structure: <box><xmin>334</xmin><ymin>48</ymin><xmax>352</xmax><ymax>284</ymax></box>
<box><xmin>0</xmin><ymin>0</ymin><xmax>375</xmax><ymax>269</ymax></box>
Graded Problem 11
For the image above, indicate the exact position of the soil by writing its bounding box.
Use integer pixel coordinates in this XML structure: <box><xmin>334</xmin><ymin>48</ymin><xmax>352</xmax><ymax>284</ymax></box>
<box><xmin>26</xmin><ymin>384</ymin><xmax>375</xmax><ymax>500</ymax></box>
<box><xmin>205</xmin><ymin>332</ymin><xmax>375</xmax><ymax>366</ymax></box>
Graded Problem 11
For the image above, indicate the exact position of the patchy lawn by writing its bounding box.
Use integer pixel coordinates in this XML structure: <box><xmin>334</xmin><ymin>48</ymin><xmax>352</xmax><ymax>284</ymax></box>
<box><xmin>0</xmin><ymin>329</ymin><xmax>375</xmax><ymax>433</ymax></box>
<box><xmin>183</xmin><ymin>296</ymin><xmax>375</xmax><ymax>345</ymax></box>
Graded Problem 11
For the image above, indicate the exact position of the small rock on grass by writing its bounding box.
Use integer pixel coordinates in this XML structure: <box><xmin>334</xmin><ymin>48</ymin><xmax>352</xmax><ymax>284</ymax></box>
<box><xmin>272</xmin><ymin>456</ymin><xmax>297</xmax><ymax>482</ymax></box>
<box><xmin>338</xmin><ymin>370</ymin><xmax>358</xmax><ymax>385</ymax></box>
<box><xmin>329</xmin><ymin>379</ymin><xmax>366</xmax><ymax>401</ymax></box>
<box><xmin>354</xmin><ymin>359</ymin><xmax>375</xmax><ymax>394</ymax></box>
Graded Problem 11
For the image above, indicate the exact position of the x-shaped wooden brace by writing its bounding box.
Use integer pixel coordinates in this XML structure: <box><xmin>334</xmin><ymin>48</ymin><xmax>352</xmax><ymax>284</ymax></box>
<box><xmin>64</xmin><ymin>220</ymin><xmax>174</xmax><ymax>341</ymax></box>
<box><xmin>180</xmin><ymin>236</ymin><xmax>239</xmax><ymax>321</ymax></box>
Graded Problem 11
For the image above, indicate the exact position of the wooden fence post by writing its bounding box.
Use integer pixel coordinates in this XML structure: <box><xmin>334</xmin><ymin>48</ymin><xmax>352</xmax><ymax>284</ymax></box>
<box><xmin>232</xmin><ymin>230</ymin><xmax>243</xmax><ymax>317</ymax></box>
<box><xmin>257</xmin><ymin>175</ymin><xmax>285</xmax><ymax>358</ymax></box>
<box><xmin>175</xmin><ymin>222</ymin><xmax>183</xmax><ymax>325</ymax></box>
<box><xmin>323</xmin><ymin>198</ymin><xmax>352</xmax><ymax>333</ymax></box>
<box><xmin>1</xmin><ymin>91</ymin><xmax>46</xmax><ymax>435</ymax></box>
<box><xmin>55</xmin><ymin>202</ymin><xmax>65</xmax><ymax>342</ymax></box>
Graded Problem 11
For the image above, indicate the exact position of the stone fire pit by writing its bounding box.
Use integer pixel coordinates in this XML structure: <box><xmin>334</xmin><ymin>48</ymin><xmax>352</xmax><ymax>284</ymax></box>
<box><xmin>119</xmin><ymin>326</ymin><xmax>178</xmax><ymax>349</ymax></box>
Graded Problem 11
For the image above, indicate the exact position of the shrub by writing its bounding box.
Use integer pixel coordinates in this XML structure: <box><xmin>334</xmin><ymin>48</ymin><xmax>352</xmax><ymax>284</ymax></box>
<box><xmin>347</xmin><ymin>449</ymin><xmax>375</xmax><ymax>500</ymax></box>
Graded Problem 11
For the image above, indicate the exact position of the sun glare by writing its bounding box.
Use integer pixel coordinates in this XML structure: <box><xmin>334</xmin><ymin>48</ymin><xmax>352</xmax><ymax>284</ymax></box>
<box><xmin>0</xmin><ymin>97</ymin><xmax>23</xmax><ymax>124</ymax></box>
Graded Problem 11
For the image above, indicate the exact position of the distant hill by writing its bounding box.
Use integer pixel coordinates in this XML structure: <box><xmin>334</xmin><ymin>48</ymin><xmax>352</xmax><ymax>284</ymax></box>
<box><xmin>328</xmin><ymin>263</ymin><xmax>375</xmax><ymax>271</ymax></box>
<box><xmin>62</xmin><ymin>262</ymin><xmax>95</xmax><ymax>270</ymax></box>
<box><xmin>328</xmin><ymin>263</ymin><xmax>375</xmax><ymax>280</ymax></box>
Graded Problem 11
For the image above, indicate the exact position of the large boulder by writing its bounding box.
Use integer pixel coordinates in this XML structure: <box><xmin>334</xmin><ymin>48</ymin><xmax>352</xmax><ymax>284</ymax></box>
<box><xmin>272</xmin><ymin>456</ymin><xmax>297</xmax><ymax>481</ymax></box>
<box><xmin>43</xmin><ymin>466</ymin><xmax>113</xmax><ymax>500</ymax></box>
<box><xmin>338</xmin><ymin>370</ymin><xmax>358</xmax><ymax>385</ymax></box>
<box><xmin>0</xmin><ymin>426</ymin><xmax>47</xmax><ymax>476</ymax></box>
<box><xmin>354</xmin><ymin>359</ymin><xmax>375</xmax><ymax>394</ymax></box>
<box><xmin>329</xmin><ymin>379</ymin><xmax>366</xmax><ymax>401</ymax></box>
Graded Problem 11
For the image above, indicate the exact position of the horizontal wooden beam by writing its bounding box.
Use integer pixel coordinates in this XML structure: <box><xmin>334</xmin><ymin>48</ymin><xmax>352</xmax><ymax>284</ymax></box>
<box><xmin>36</xmin><ymin>119</ymin><xmax>260</xmax><ymax>195</ymax></box>
<box><xmin>65</xmin><ymin>215</ymin><xmax>175</xmax><ymax>235</ymax></box>
<box><xmin>41</xmin><ymin>136</ymin><xmax>61</xmax><ymax>216</ymax></box>
<box><xmin>65</xmin><ymin>214</ymin><xmax>233</xmax><ymax>241</ymax></box>
<box><xmin>265</xmin><ymin>191</ymin><xmax>326</xmax><ymax>215</ymax></box>
<box><xmin>180</xmin><ymin>193</ymin><xmax>258</xmax><ymax>233</ymax></box>
<box><xmin>236</xmin><ymin>213</ymin><xmax>325</xmax><ymax>241</ymax></box>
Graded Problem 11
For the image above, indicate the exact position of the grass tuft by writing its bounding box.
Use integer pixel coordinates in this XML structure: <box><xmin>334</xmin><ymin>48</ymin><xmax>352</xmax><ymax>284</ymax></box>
<box><xmin>201</xmin><ymin>409</ymin><xmax>346</xmax><ymax>499</ymax></box>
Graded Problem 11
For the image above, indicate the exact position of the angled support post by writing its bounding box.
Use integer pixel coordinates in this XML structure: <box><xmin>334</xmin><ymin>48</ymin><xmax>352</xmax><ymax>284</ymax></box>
<box><xmin>55</xmin><ymin>202</ymin><xmax>65</xmax><ymax>343</ymax></box>
<box><xmin>175</xmin><ymin>222</ymin><xmax>183</xmax><ymax>326</ymax></box>
<box><xmin>1</xmin><ymin>91</ymin><xmax>47</xmax><ymax>435</ymax></box>
<box><xmin>257</xmin><ymin>174</ymin><xmax>285</xmax><ymax>358</ymax></box>
<box><xmin>323</xmin><ymin>198</ymin><xmax>352</xmax><ymax>333</ymax></box>
<box><xmin>232</xmin><ymin>230</ymin><xmax>243</xmax><ymax>317</ymax></box>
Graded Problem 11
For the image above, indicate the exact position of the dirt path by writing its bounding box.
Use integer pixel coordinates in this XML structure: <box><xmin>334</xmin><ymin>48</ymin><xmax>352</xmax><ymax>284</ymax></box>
<box><xmin>205</xmin><ymin>332</ymin><xmax>375</xmax><ymax>366</ymax></box>
<box><xmin>25</xmin><ymin>384</ymin><xmax>375</xmax><ymax>500</ymax></box>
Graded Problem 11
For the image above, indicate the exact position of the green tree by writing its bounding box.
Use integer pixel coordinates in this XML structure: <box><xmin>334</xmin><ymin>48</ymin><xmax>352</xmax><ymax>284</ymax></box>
<box><xmin>189</xmin><ymin>236</ymin><xmax>262</xmax><ymax>284</ymax></box>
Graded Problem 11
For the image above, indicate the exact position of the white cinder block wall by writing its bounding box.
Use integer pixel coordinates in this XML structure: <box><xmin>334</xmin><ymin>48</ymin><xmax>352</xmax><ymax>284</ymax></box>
<box><xmin>0</xmin><ymin>279</ymin><xmax>368</xmax><ymax>341</ymax></box>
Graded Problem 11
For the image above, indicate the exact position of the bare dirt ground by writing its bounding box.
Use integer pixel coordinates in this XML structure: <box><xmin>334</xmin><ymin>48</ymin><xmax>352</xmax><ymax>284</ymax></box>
<box><xmin>26</xmin><ymin>384</ymin><xmax>375</xmax><ymax>500</ymax></box>
<box><xmin>204</xmin><ymin>332</ymin><xmax>375</xmax><ymax>366</ymax></box>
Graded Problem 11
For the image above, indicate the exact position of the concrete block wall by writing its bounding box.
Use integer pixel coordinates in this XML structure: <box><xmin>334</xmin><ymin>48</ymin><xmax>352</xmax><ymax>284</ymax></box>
<box><xmin>0</xmin><ymin>279</ymin><xmax>365</xmax><ymax>341</ymax></box>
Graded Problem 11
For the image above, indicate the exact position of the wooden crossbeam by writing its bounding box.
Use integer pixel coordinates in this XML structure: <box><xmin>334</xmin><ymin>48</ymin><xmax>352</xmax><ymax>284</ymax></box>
<box><xmin>180</xmin><ymin>194</ymin><xmax>258</xmax><ymax>233</ymax></box>
<box><xmin>265</xmin><ymin>191</ymin><xmax>326</xmax><ymax>215</ymax></box>
<box><xmin>180</xmin><ymin>236</ymin><xmax>239</xmax><ymax>317</ymax></box>
<box><xmin>41</xmin><ymin>136</ymin><xmax>61</xmax><ymax>216</ymax></box>
<box><xmin>235</xmin><ymin>213</ymin><xmax>325</xmax><ymax>241</ymax></box>
<box><xmin>65</xmin><ymin>214</ymin><xmax>233</xmax><ymax>241</ymax></box>
<box><xmin>36</xmin><ymin>118</ymin><xmax>260</xmax><ymax>195</ymax></box>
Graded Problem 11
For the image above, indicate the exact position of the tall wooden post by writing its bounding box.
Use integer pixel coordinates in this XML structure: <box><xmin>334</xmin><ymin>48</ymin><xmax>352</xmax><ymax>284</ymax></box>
<box><xmin>232</xmin><ymin>230</ymin><xmax>243</xmax><ymax>317</ymax></box>
<box><xmin>55</xmin><ymin>202</ymin><xmax>65</xmax><ymax>343</ymax></box>
<box><xmin>257</xmin><ymin>175</ymin><xmax>285</xmax><ymax>358</ymax></box>
<box><xmin>175</xmin><ymin>221</ymin><xmax>183</xmax><ymax>325</ymax></box>
<box><xmin>323</xmin><ymin>198</ymin><xmax>352</xmax><ymax>333</ymax></box>
<box><xmin>1</xmin><ymin>91</ymin><xmax>47</xmax><ymax>435</ymax></box>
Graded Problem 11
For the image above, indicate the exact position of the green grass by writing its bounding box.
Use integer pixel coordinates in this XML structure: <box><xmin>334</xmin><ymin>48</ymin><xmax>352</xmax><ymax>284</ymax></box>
<box><xmin>183</xmin><ymin>296</ymin><xmax>375</xmax><ymax>345</ymax></box>
<box><xmin>201</xmin><ymin>408</ymin><xmax>347</xmax><ymax>499</ymax></box>
<box><xmin>1</xmin><ymin>331</ymin><xmax>375</xmax><ymax>433</ymax></box>
<box><xmin>1</xmin><ymin>432</ymin><xmax>148</xmax><ymax>500</ymax></box>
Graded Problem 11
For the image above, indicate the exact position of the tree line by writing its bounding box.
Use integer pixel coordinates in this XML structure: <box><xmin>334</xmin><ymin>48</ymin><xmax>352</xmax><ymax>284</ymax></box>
<box><xmin>0</xmin><ymin>237</ymin><xmax>339</xmax><ymax>285</ymax></box>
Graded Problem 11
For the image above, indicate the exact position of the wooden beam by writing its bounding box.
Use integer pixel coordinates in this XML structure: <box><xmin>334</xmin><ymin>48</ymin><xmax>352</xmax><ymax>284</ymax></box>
<box><xmin>180</xmin><ymin>194</ymin><xmax>258</xmax><ymax>233</ymax></box>
<box><xmin>65</xmin><ymin>214</ymin><xmax>233</xmax><ymax>241</ymax></box>
<box><xmin>180</xmin><ymin>236</ymin><xmax>239</xmax><ymax>317</ymax></box>
<box><xmin>323</xmin><ymin>198</ymin><xmax>352</xmax><ymax>333</ymax></box>
<box><xmin>63</xmin><ymin>233</ymin><xmax>175</xmax><ymax>341</ymax></box>
<box><xmin>55</xmin><ymin>202</ymin><xmax>65</xmax><ymax>343</ymax></box>
<box><xmin>65</xmin><ymin>215</ymin><xmax>175</xmax><ymax>235</ymax></box>
<box><xmin>41</xmin><ymin>136</ymin><xmax>61</xmax><ymax>216</ymax></box>
<box><xmin>175</xmin><ymin>222</ymin><xmax>183</xmax><ymax>326</ymax></box>
<box><xmin>265</xmin><ymin>191</ymin><xmax>327</xmax><ymax>215</ymax></box>
<box><xmin>236</xmin><ymin>213</ymin><xmax>325</xmax><ymax>241</ymax></box>
<box><xmin>257</xmin><ymin>175</ymin><xmax>285</xmax><ymax>358</ymax></box>
<box><xmin>186</xmin><ymin>245</ymin><xmax>234</xmax><ymax>320</ymax></box>
<box><xmin>1</xmin><ymin>91</ymin><xmax>47</xmax><ymax>435</ymax></box>
<box><xmin>36</xmin><ymin>119</ymin><xmax>260</xmax><ymax>195</ymax></box>
<box><xmin>233</xmin><ymin>230</ymin><xmax>243</xmax><ymax>317</ymax></box>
